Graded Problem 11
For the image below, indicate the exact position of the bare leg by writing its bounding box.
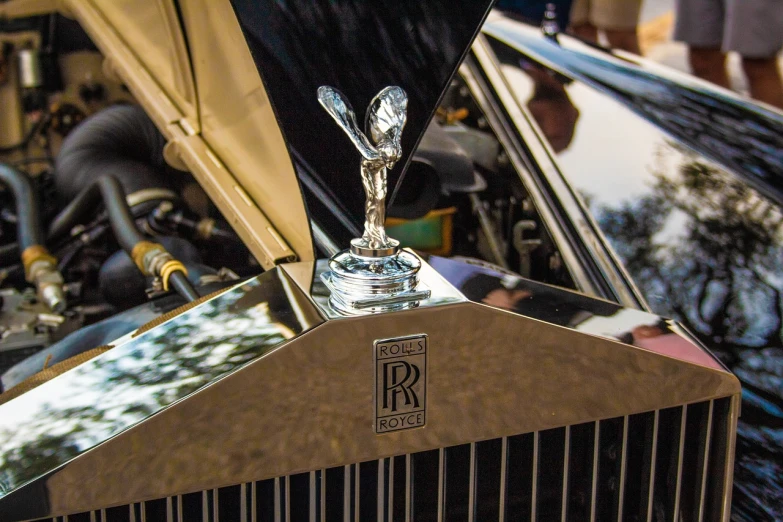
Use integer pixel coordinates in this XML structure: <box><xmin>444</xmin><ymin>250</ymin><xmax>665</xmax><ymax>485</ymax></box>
<box><xmin>742</xmin><ymin>57</ymin><xmax>783</xmax><ymax>109</ymax></box>
<box><xmin>569</xmin><ymin>23</ymin><xmax>599</xmax><ymax>44</ymax></box>
<box><xmin>688</xmin><ymin>47</ymin><xmax>730</xmax><ymax>89</ymax></box>
<box><xmin>605</xmin><ymin>29</ymin><xmax>641</xmax><ymax>55</ymax></box>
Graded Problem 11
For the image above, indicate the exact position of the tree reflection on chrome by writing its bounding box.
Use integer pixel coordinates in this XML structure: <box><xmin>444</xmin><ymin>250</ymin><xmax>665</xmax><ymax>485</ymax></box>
<box><xmin>595</xmin><ymin>149</ymin><xmax>783</xmax><ymax>517</ymax></box>
<box><xmin>0</xmin><ymin>278</ymin><xmax>296</xmax><ymax>497</ymax></box>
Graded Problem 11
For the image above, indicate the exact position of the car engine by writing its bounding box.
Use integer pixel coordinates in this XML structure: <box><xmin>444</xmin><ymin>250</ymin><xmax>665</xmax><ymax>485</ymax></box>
<box><xmin>0</xmin><ymin>14</ymin><xmax>571</xmax><ymax>390</ymax></box>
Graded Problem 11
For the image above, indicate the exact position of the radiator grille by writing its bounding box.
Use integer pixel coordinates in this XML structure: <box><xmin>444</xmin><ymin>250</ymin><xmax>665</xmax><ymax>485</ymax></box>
<box><xmin>37</xmin><ymin>398</ymin><xmax>733</xmax><ymax>522</ymax></box>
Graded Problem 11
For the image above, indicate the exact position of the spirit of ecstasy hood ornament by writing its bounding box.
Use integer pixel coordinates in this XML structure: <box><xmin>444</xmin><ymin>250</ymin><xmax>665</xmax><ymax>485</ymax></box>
<box><xmin>318</xmin><ymin>85</ymin><xmax>407</xmax><ymax>256</ymax></box>
<box><xmin>317</xmin><ymin>85</ymin><xmax>430</xmax><ymax>314</ymax></box>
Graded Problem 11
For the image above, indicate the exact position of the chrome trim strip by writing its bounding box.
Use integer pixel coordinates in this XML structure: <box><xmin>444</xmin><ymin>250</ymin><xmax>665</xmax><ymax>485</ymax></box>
<box><xmin>321</xmin><ymin>470</ymin><xmax>327</xmax><ymax>522</ymax></box>
<box><xmin>532</xmin><ymin>431</ymin><xmax>539</xmax><ymax>521</ymax></box>
<box><xmin>378</xmin><ymin>460</ymin><xmax>385</xmax><ymax>522</ymax></box>
<box><xmin>388</xmin><ymin>458</ymin><xmax>395</xmax><ymax>522</ymax></box>
<box><xmin>697</xmin><ymin>400</ymin><xmax>715</xmax><ymax>522</ymax></box>
<box><xmin>590</xmin><ymin>421</ymin><xmax>599</xmax><ymax>522</ymax></box>
<box><xmin>437</xmin><ymin>449</ymin><xmax>445</xmax><ymax>522</ymax></box>
<box><xmin>468</xmin><ymin>442</ymin><xmax>477</xmax><ymax>522</ymax></box>
<box><xmin>285</xmin><ymin>475</ymin><xmax>291</xmax><ymax>522</ymax></box>
<box><xmin>405</xmin><ymin>454</ymin><xmax>412</xmax><ymax>522</ymax></box>
<box><xmin>721</xmin><ymin>396</ymin><xmax>741</xmax><ymax>522</ymax></box>
<box><xmin>562</xmin><ymin>425</ymin><xmax>571</xmax><ymax>522</ymax></box>
<box><xmin>343</xmin><ymin>466</ymin><xmax>351</xmax><ymax>522</ymax></box>
<box><xmin>310</xmin><ymin>471</ymin><xmax>317</xmax><ymax>522</ymax></box>
<box><xmin>673</xmin><ymin>406</ymin><xmax>687</xmax><ymax>521</ymax></box>
<box><xmin>499</xmin><ymin>437</ymin><xmax>508</xmax><ymax>522</ymax></box>
<box><xmin>617</xmin><ymin>415</ymin><xmax>629</xmax><ymax>520</ymax></box>
<box><xmin>241</xmin><ymin>483</ymin><xmax>248</xmax><ymax>522</ymax></box>
<box><xmin>275</xmin><ymin>477</ymin><xmax>282</xmax><ymax>522</ymax></box>
<box><xmin>354</xmin><ymin>464</ymin><xmax>360</xmax><ymax>522</ymax></box>
<box><xmin>251</xmin><ymin>482</ymin><xmax>257</xmax><ymax>522</ymax></box>
<box><xmin>647</xmin><ymin>410</ymin><xmax>660</xmax><ymax>522</ymax></box>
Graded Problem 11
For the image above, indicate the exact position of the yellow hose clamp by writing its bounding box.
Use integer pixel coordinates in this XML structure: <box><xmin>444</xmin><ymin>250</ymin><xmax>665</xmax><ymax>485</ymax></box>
<box><xmin>21</xmin><ymin>245</ymin><xmax>56</xmax><ymax>282</ymax></box>
<box><xmin>131</xmin><ymin>241</ymin><xmax>164</xmax><ymax>275</ymax></box>
<box><xmin>159</xmin><ymin>260</ymin><xmax>188</xmax><ymax>292</ymax></box>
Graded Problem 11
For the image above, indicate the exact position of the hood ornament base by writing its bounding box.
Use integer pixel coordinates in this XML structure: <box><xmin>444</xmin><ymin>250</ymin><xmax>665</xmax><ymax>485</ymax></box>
<box><xmin>317</xmin><ymin>85</ymin><xmax>430</xmax><ymax>314</ymax></box>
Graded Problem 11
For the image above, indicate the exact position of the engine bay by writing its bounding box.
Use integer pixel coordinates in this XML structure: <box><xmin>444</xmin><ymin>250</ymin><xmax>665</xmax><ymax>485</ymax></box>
<box><xmin>0</xmin><ymin>14</ymin><xmax>572</xmax><ymax>390</ymax></box>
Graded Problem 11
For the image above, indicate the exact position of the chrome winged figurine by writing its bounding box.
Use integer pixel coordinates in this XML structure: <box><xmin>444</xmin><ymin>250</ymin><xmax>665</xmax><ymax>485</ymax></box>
<box><xmin>317</xmin><ymin>85</ymin><xmax>408</xmax><ymax>257</ymax></box>
<box><xmin>317</xmin><ymin>85</ymin><xmax>429</xmax><ymax>315</ymax></box>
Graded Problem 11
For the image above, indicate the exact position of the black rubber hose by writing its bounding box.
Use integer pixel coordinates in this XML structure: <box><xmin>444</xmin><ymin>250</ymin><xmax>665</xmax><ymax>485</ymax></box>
<box><xmin>48</xmin><ymin>176</ymin><xmax>199</xmax><ymax>302</ymax></box>
<box><xmin>48</xmin><ymin>176</ymin><xmax>144</xmax><ymax>249</ymax></box>
<box><xmin>54</xmin><ymin>104</ymin><xmax>174</xmax><ymax>201</ymax></box>
<box><xmin>0</xmin><ymin>162</ymin><xmax>43</xmax><ymax>250</ymax></box>
<box><xmin>169</xmin><ymin>271</ymin><xmax>200</xmax><ymax>302</ymax></box>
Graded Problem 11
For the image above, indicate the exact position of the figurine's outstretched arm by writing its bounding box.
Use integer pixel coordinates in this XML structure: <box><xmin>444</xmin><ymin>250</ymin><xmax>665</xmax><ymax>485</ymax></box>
<box><xmin>317</xmin><ymin>86</ymin><xmax>379</xmax><ymax>161</ymax></box>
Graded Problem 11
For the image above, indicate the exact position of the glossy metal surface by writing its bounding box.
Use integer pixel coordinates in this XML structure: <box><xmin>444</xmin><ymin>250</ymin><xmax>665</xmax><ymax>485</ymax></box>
<box><xmin>311</xmin><ymin>254</ymin><xmax>464</xmax><ymax>320</ymax></box>
<box><xmin>229</xmin><ymin>0</ymin><xmax>495</xmax><ymax>227</ymax></box>
<box><xmin>0</xmin><ymin>281</ymin><xmax>738</xmax><ymax>519</ymax></box>
<box><xmin>0</xmin><ymin>268</ymin><xmax>323</xmax><ymax>521</ymax></box>
<box><xmin>322</xmin><ymin>250</ymin><xmax>429</xmax><ymax>315</ymax></box>
<box><xmin>317</xmin><ymin>85</ymin><xmax>407</xmax><ymax>256</ymax></box>
<box><xmin>429</xmin><ymin>255</ymin><xmax>727</xmax><ymax>372</ymax></box>
<box><xmin>479</xmin><ymin>17</ymin><xmax>782</xmax><ymax>517</ymax></box>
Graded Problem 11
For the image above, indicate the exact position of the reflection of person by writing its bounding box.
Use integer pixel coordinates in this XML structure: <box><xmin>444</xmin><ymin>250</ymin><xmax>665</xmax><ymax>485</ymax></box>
<box><xmin>569</xmin><ymin>0</ymin><xmax>642</xmax><ymax>54</ymax></box>
<box><xmin>674</xmin><ymin>0</ymin><xmax>783</xmax><ymax>109</ymax></box>
<box><xmin>460</xmin><ymin>272</ymin><xmax>619</xmax><ymax>327</ymax></box>
<box><xmin>522</xmin><ymin>62</ymin><xmax>580</xmax><ymax>153</ymax></box>
<box><xmin>630</xmin><ymin>321</ymin><xmax>722</xmax><ymax>369</ymax></box>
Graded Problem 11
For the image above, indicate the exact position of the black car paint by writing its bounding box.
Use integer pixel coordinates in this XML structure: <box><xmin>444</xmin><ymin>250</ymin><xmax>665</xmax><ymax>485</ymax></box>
<box><xmin>229</xmin><ymin>0</ymin><xmax>495</xmax><ymax>235</ymax></box>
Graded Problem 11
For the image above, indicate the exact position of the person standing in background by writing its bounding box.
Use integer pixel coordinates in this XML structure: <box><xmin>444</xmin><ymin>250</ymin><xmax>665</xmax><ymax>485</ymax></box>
<box><xmin>569</xmin><ymin>0</ymin><xmax>643</xmax><ymax>54</ymax></box>
<box><xmin>675</xmin><ymin>0</ymin><xmax>783</xmax><ymax>109</ymax></box>
<box><xmin>495</xmin><ymin>0</ymin><xmax>574</xmax><ymax>29</ymax></box>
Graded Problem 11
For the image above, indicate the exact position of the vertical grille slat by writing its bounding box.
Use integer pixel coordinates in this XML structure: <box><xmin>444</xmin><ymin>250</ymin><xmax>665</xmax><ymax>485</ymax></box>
<box><xmin>705</xmin><ymin>398</ymin><xmax>732</xmax><ymax>522</ymax></box>
<box><xmin>437</xmin><ymin>449</ymin><xmax>445</xmax><ymax>522</ymax></box>
<box><xmin>562</xmin><ymin>425</ymin><xmax>571</xmax><ymax>522</ymax></box>
<box><xmin>673</xmin><ymin>405</ymin><xmax>688</xmax><ymax>520</ymax></box>
<box><xmin>697</xmin><ymin>400</ymin><xmax>715</xmax><ymax>522</ymax></box>
<box><xmin>38</xmin><ymin>400</ymin><xmax>734</xmax><ymax>522</ymax></box>
<box><xmin>498</xmin><ymin>438</ymin><xmax>508</xmax><ymax>522</ymax></box>
<box><xmin>617</xmin><ymin>415</ymin><xmax>630</xmax><ymax>521</ymax></box>
<box><xmin>652</xmin><ymin>407</ymin><xmax>685</xmax><ymax>521</ymax></box>
<box><xmin>531</xmin><ymin>431</ymin><xmax>539</xmax><ymax>522</ymax></box>
<box><xmin>590</xmin><ymin>421</ymin><xmax>600</xmax><ymax>522</ymax></box>
<box><xmin>646</xmin><ymin>410</ymin><xmax>660</xmax><ymax>522</ymax></box>
<box><xmin>468</xmin><ymin>442</ymin><xmax>476</xmax><ymax>522</ymax></box>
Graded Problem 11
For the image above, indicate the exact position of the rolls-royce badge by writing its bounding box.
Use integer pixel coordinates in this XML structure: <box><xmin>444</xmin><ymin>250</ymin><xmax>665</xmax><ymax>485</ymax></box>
<box><xmin>317</xmin><ymin>86</ymin><xmax>431</xmax><ymax>315</ymax></box>
<box><xmin>374</xmin><ymin>334</ymin><xmax>427</xmax><ymax>433</ymax></box>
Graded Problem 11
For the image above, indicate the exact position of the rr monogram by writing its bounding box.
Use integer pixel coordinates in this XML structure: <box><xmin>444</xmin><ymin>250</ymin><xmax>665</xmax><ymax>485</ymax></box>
<box><xmin>375</xmin><ymin>334</ymin><xmax>427</xmax><ymax>433</ymax></box>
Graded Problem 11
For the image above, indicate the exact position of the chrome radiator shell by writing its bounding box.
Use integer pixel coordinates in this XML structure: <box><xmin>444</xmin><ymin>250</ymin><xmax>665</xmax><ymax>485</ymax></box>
<box><xmin>0</xmin><ymin>256</ymin><xmax>740</xmax><ymax>521</ymax></box>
